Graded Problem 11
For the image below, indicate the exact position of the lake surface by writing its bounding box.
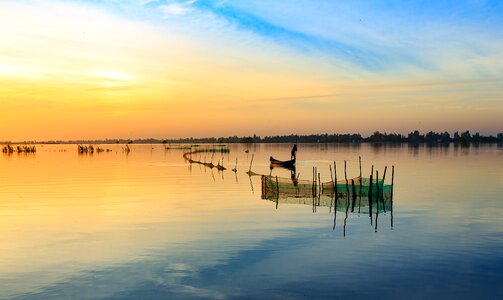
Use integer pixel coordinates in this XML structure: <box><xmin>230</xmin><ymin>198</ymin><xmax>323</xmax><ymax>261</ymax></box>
<box><xmin>1</xmin><ymin>143</ymin><xmax>502</xmax><ymax>299</ymax></box>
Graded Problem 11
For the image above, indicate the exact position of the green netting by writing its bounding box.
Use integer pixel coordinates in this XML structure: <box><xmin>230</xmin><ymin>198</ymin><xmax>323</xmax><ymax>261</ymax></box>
<box><xmin>261</xmin><ymin>175</ymin><xmax>392</xmax><ymax>213</ymax></box>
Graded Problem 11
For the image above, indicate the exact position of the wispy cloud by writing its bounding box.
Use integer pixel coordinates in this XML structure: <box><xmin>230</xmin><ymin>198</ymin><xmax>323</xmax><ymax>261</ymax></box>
<box><xmin>169</xmin><ymin>0</ymin><xmax>503</xmax><ymax>76</ymax></box>
<box><xmin>159</xmin><ymin>1</ymin><xmax>197</xmax><ymax>16</ymax></box>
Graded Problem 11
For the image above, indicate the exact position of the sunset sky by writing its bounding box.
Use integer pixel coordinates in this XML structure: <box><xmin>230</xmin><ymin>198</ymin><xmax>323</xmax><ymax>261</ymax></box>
<box><xmin>1</xmin><ymin>0</ymin><xmax>502</xmax><ymax>141</ymax></box>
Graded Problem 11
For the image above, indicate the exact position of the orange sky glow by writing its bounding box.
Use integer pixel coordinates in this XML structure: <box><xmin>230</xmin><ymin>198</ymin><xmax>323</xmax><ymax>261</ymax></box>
<box><xmin>1</xmin><ymin>1</ymin><xmax>502</xmax><ymax>141</ymax></box>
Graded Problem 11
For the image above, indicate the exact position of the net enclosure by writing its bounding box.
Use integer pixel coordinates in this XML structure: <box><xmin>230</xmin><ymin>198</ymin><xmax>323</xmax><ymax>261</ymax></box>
<box><xmin>261</xmin><ymin>175</ymin><xmax>392</xmax><ymax>213</ymax></box>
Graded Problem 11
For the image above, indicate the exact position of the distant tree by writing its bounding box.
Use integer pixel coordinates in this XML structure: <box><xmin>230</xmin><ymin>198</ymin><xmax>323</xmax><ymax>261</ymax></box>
<box><xmin>460</xmin><ymin>131</ymin><xmax>471</xmax><ymax>145</ymax></box>
<box><xmin>369</xmin><ymin>131</ymin><xmax>384</xmax><ymax>143</ymax></box>
<box><xmin>452</xmin><ymin>131</ymin><xmax>459</xmax><ymax>143</ymax></box>
<box><xmin>441</xmin><ymin>132</ymin><xmax>451</xmax><ymax>143</ymax></box>
<box><xmin>407</xmin><ymin>130</ymin><xmax>424</xmax><ymax>143</ymax></box>
<box><xmin>241</xmin><ymin>137</ymin><xmax>254</xmax><ymax>143</ymax></box>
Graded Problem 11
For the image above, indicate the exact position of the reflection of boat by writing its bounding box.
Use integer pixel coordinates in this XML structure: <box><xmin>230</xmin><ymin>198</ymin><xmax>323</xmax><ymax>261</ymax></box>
<box><xmin>269</xmin><ymin>156</ymin><xmax>296</xmax><ymax>168</ymax></box>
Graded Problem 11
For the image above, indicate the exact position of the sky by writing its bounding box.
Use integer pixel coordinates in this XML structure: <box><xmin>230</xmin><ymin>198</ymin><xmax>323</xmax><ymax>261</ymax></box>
<box><xmin>0</xmin><ymin>0</ymin><xmax>502</xmax><ymax>141</ymax></box>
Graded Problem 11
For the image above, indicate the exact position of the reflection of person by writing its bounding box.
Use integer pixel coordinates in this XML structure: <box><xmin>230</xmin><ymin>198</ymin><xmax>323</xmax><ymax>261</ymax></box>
<box><xmin>291</xmin><ymin>168</ymin><xmax>298</xmax><ymax>186</ymax></box>
<box><xmin>291</xmin><ymin>144</ymin><xmax>297</xmax><ymax>160</ymax></box>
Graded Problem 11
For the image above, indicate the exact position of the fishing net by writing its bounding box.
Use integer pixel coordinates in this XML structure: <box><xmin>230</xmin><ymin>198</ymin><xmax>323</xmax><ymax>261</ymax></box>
<box><xmin>261</xmin><ymin>175</ymin><xmax>392</xmax><ymax>213</ymax></box>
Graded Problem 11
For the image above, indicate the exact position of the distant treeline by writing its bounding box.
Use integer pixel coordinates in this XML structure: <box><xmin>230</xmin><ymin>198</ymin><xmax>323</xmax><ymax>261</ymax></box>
<box><xmin>4</xmin><ymin>130</ymin><xmax>502</xmax><ymax>145</ymax></box>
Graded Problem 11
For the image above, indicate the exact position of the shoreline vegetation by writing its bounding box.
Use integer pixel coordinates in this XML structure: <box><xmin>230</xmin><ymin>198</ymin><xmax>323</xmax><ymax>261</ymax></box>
<box><xmin>2</xmin><ymin>130</ymin><xmax>502</xmax><ymax>145</ymax></box>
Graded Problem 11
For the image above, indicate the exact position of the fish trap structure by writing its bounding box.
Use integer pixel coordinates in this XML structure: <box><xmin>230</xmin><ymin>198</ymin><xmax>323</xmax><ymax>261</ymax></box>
<box><xmin>261</xmin><ymin>175</ymin><xmax>392</xmax><ymax>214</ymax></box>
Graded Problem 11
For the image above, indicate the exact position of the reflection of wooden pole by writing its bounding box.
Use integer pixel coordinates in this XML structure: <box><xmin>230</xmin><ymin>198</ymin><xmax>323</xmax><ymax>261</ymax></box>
<box><xmin>249</xmin><ymin>174</ymin><xmax>254</xmax><ymax>194</ymax></box>
<box><xmin>344</xmin><ymin>180</ymin><xmax>350</xmax><ymax>238</ymax></box>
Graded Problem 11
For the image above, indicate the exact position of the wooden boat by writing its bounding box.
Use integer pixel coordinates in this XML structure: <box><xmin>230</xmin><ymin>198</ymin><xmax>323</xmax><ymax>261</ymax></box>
<box><xmin>269</xmin><ymin>156</ymin><xmax>296</xmax><ymax>168</ymax></box>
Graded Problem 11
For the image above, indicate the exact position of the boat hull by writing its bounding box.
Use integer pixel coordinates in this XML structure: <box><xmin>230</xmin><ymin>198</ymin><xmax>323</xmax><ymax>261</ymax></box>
<box><xmin>269</xmin><ymin>156</ymin><xmax>296</xmax><ymax>168</ymax></box>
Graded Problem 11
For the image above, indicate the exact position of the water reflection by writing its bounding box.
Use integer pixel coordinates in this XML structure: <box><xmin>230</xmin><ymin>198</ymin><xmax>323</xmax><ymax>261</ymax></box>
<box><xmin>1</xmin><ymin>143</ymin><xmax>502</xmax><ymax>299</ymax></box>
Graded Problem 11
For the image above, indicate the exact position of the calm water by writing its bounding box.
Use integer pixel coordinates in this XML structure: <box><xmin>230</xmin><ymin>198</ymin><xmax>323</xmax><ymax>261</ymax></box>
<box><xmin>1</xmin><ymin>143</ymin><xmax>502</xmax><ymax>299</ymax></box>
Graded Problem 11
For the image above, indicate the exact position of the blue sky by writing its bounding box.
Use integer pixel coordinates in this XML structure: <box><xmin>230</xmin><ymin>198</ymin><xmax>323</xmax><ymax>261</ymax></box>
<box><xmin>101</xmin><ymin>0</ymin><xmax>503</xmax><ymax>74</ymax></box>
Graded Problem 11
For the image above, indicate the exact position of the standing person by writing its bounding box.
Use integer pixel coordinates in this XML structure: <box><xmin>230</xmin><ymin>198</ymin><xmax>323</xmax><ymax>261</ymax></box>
<box><xmin>291</xmin><ymin>144</ymin><xmax>298</xmax><ymax>160</ymax></box>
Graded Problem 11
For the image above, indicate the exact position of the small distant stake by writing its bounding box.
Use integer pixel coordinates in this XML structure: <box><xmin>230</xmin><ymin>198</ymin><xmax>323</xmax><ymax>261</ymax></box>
<box><xmin>232</xmin><ymin>157</ymin><xmax>238</xmax><ymax>172</ymax></box>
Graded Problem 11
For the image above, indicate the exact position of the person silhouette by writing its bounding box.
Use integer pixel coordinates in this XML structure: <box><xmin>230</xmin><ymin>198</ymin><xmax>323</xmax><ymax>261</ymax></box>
<box><xmin>291</xmin><ymin>144</ymin><xmax>297</xmax><ymax>160</ymax></box>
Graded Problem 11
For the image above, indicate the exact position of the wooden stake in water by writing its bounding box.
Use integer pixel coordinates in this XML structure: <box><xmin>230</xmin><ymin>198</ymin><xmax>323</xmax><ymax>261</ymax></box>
<box><xmin>315</xmin><ymin>168</ymin><xmax>318</xmax><ymax>211</ymax></box>
<box><xmin>329</xmin><ymin>165</ymin><xmax>334</xmax><ymax>213</ymax></box>
<box><xmin>368</xmin><ymin>166</ymin><xmax>374</xmax><ymax>225</ymax></box>
<box><xmin>275</xmin><ymin>176</ymin><xmax>279</xmax><ymax>209</ymax></box>
<box><xmin>312</xmin><ymin>167</ymin><xmax>316</xmax><ymax>212</ymax></box>
<box><xmin>391</xmin><ymin>165</ymin><xmax>395</xmax><ymax>229</ymax></box>
<box><xmin>248</xmin><ymin>154</ymin><xmax>254</xmax><ymax>173</ymax></box>
<box><xmin>333</xmin><ymin>161</ymin><xmax>338</xmax><ymax>230</ymax></box>
<box><xmin>359</xmin><ymin>156</ymin><xmax>362</xmax><ymax>178</ymax></box>
<box><xmin>334</xmin><ymin>161</ymin><xmax>338</xmax><ymax>206</ymax></box>
<box><xmin>358</xmin><ymin>156</ymin><xmax>363</xmax><ymax>213</ymax></box>
<box><xmin>351</xmin><ymin>179</ymin><xmax>356</xmax><ymax>212</ymax></box>
<box><xmin>382</xmin><ymin>166</ymin><xmax>388</xmax><ymax>213</ymax></box>
<box><xmin>232</xmin><ymin>157</ymin><xmax>238</xmax><ymax>172</ymax></box>
<box><xmin>375</xmin><ymin>170</ymin><xmax>379</xmax><ymax>232</ymax></box>
<box><xmin>318</xmin><ymin>172</ymin><xmax>321</xmax><ymax>206</ymax></box>
<box><xmin>344</xmin><ymin>160</ymin><xmax>350</xmax><ymax>196</ymax></box>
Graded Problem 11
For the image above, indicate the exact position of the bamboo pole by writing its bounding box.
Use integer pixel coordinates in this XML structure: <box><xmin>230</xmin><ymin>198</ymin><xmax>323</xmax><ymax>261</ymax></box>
<box><xmin>312</xmin><ymin>167</ymin><xmax>316</xmax><ymax>212</ymax></box>
<box><xmin>344</xmin><ymin>160</ymin><xmax>350</xmax><ymax>195</ymax></box>
<box><xmin>351</xmin><ymin>179</ymin><xmax>356</xmax><ymax>212</ymax></box>
<box><xmin>333</xmin><ymin>161</ymin><xmax>338</xmax><ymax>230</ymax></box>
<box><xmin>359</xmin><ymin>156</ymin><xmax>362</xmax><ymax>178</ymax></box>
<box><xmin>368</xmin><ymin>166</ymin><xmax>374</xmax><ymax>225</ymax></box>
<box><xmin>247</xmin><ymin>154</ymin><xmax>254</xmax><ymax>174</ymax></box>
<box><xmin>314</xmin><ymin>167</ymin><xmax>318</xmax><ymax>211</ymax></box>
<box><xmin>391</xmin><ymin>165</ymin><xmax>394</xmax><ymax>229</ymax></box>
<box><xmin>375</xmin><ymin>170</ymin><xmax>379</xmax><ymax>232</ymax></box>
<box><xmin>358</xmin><ymin>156</ymin><xmax>362</xmax><ymax>213</ymax></box>
<box><xmin>318</xmin><ymin>172</ymin><xmax>321</xmax><ymax>206</ymax></box>
<box><xmin>232</xmin><ymin>157</ymin><xmax>238</xmax><ymax>172</ymax></box>
<box><xmin>382</xmin><ymin>166</ymin><xmax>387</xmax><ymax>213</ymax></box>
<box><xmin>275</xmin><ymin>176</ymin><xmax>279</xmax><ymax>209</ymax></box>
<box><xmin>329</xmin><ymin>165</ymin><xmax>334</xmax><ymax>213</ymax></box>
